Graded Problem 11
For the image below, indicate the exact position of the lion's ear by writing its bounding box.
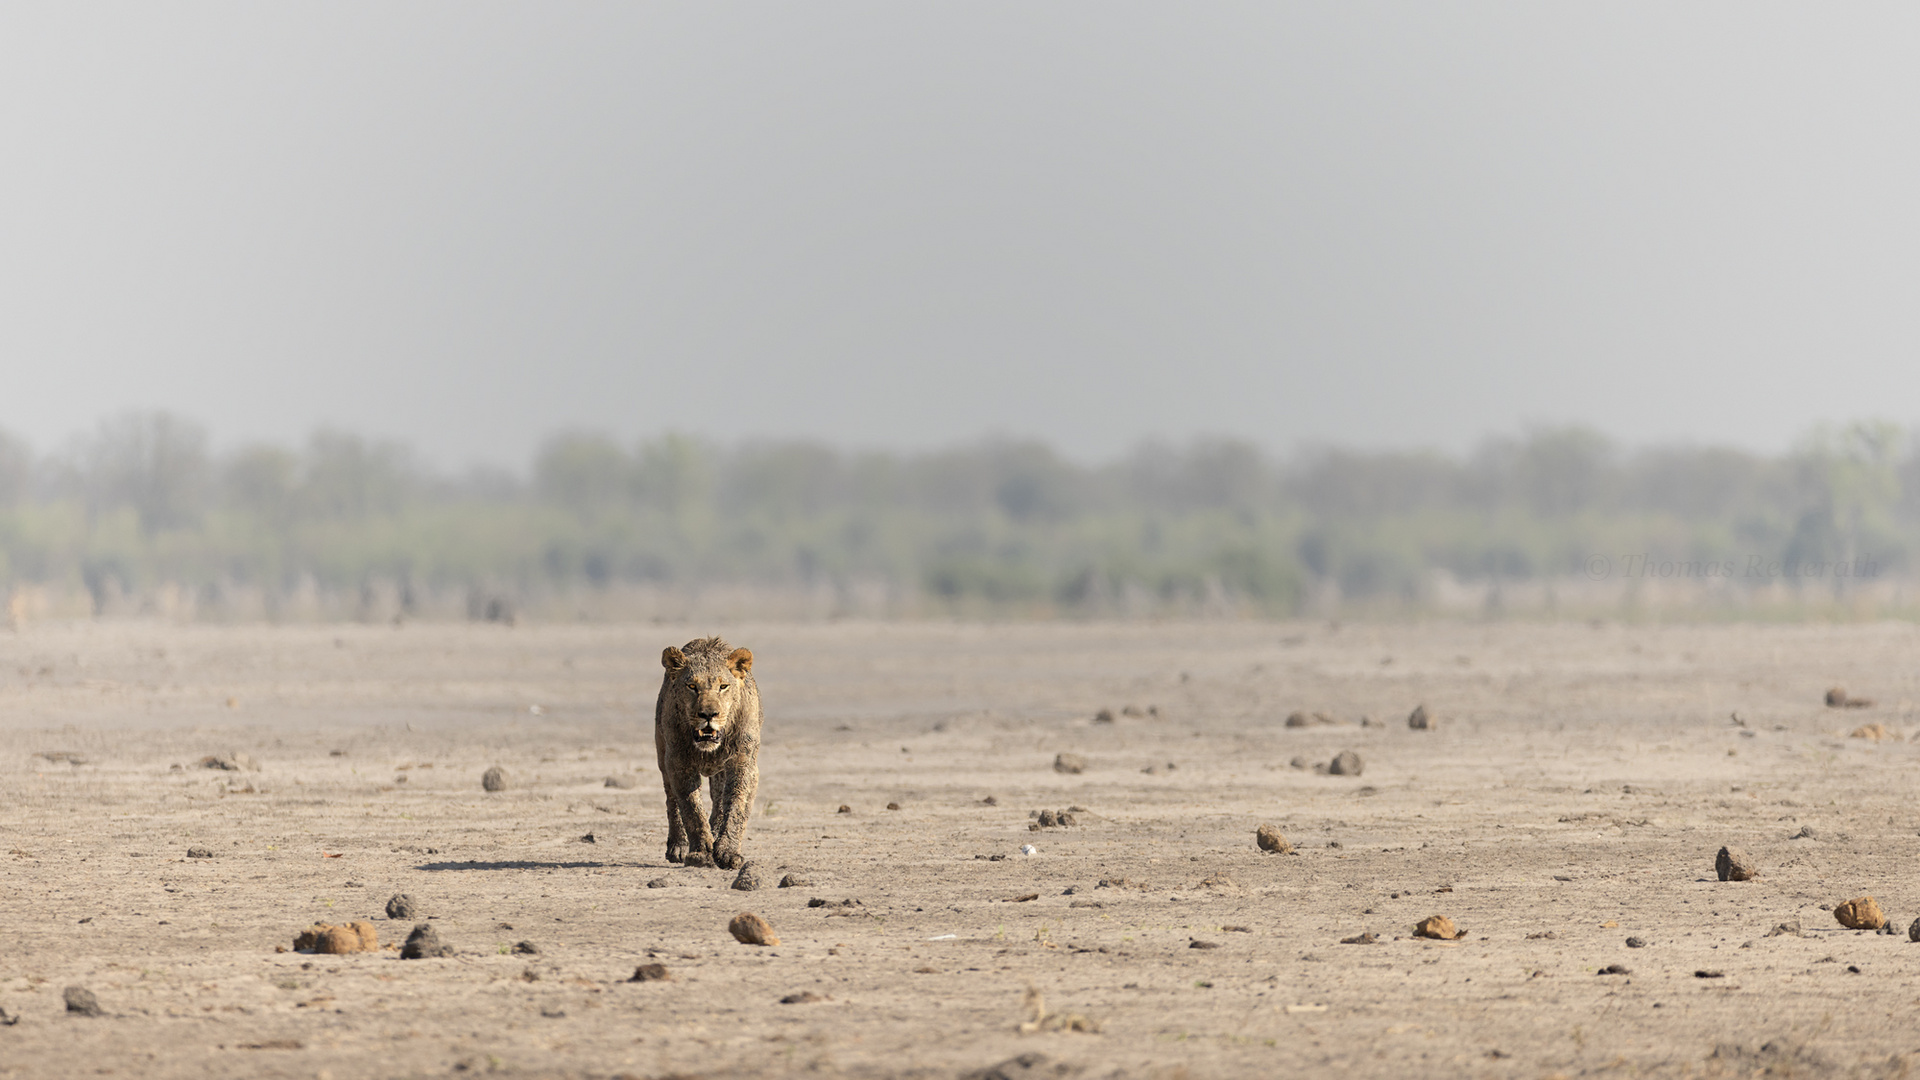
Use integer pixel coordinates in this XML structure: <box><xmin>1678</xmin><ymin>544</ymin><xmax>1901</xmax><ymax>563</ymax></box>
<box><xmin>662</xmin><ymin>646</ymin><xmax>686</xmax><ymax>671</ymax></box>
<box><xmin>726</xmin><ymin>648</ymin><xmax>753</xmax><ymax>676</ymax></box>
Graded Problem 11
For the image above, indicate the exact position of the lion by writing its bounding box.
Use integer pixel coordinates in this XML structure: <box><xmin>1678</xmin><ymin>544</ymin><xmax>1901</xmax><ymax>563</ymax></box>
<box><xmin>655</xmin><ymin>637</ymin><xmax>762</xmax><ymax>869</ymax></box>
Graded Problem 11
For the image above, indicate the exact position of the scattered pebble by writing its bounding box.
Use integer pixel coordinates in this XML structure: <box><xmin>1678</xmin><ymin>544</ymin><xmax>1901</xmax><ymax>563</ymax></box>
<box><xmin>1764</xmin><ymin>921</ymin><xmax>1801</xmax><ymax>937</ymax></box>
<box><xmin>731</xmin><ymin>864</ymin><xmax>762</xmax><ymax>891</ymax></box>
<box><xmin>1256</xmin><ymin>824</ymin><xmax>1292</xmax><ymax>854</ymax></box>
<box><xmin>578</xmin><ymin>832</ymin><xmax>596</xmax><ymax>844</ymax></box>
<box><xmin>481</xmin><ymin>766</ymin><xmax>509</xmax><ymax>792</ymax></box>
<box><xmin>604</xmin><ymin>776</ymin><xmax>635</xmax><ymax>789</ymax></box>
<box><xmin>512</xmin><ymin>941</ymin><xmax>539</xmax><ymax>955</ymax></box>
<box><xmin>1910</xmin><ymin>918</ymin><xmax>1920</xmax><ymax>943</ymax></box>
<box><xmin>1188</xmin><ymin>939</ymin><xmax>1219</xmax><ymax>950</ymax></box>
<box><xmin>981</xmin><ymin>796</ymin><xmax>998</xmax><ymax>806</ymax></box>
<box><xmin>1791</xmin><ymin>825</ymin><xmax>1819</xmax><ymax>840</ymax></box>
<box><xmin>837</xmin><ymin>805</ymin><xmax>852</xmax><ymax>814</ymax></box>
<box><xmin>780</xmin><ymin>991</ymin><xmax>824</xmax><ymax>1004</ymax></box>
<box><xmin>1626</xmin><ymin>937</ymin><xmax>1649</xmax><ymax>948</ymax></box>
<box><xmin>1340</xmin><ymin>932</ymin><xmax>1379</xmax><ymax>945</ymax></box>
<box><xmin>198</xmin><ymin>752</ymin><xmax>259</xmax><ymax>772</ymax></box>
<box><xmin>63</xmin><ymin>987</ymin><xmax>102</xmax><ymax>1016</ymax></box>
<box><xmin>1525</xmin><ymin>931</ymin><xmax>1556</xmax><ymax>940</ymax></box>
<box><xmin>1328</xmin><ymin>750</ymin><xmax>1363</xmax><ymax>777</ymax></box>
<box><xmin>1715</xmin><ymin>846</ymin><xmax>1757</xmax><ymax>882</ymax></box>
<box><xmin>1413</xmin><ymin>915</ymin><xmax>1465</xmax><ymax>940</ymax></box>
<box><xmin>1053</xmin><ymin>753</ymin><xmax>1086</xmax><ymax>775</ymax></box>
<box><xmin>1695</xmin><ymin>970</ymin><xmax>1725</xmax><ymax>979</ymax></box>
<box><xmin>729</xmin><ymin>913</ymin><xmax>779</xmax><ymax>946</ymax></box>
<box><xmin>401</xmin><ymin>923</ymin><xmax>454</xmax><ymax>959</ymax></box>
<box><xmin>630</xmin><ymin>963</ymin><xmax>670</xmax><ymax>982</ymax></box>
<box><xmin>1834</xmin><ymin>896</ymin><xmax>1887</xmax><ymax>930</ymax></box>
<box><xmin>185</xmin><ymin>847</ymin><xmax>214</xmax><ymax>859</ymax></box>
<box><xmin>1092</xmin><ymin>709</ymin><xmax>1115</xmax><ymax>724</ymax></box>
<box><xmin>646</xmin><ymin>878</ymin><xmax>670</xmax><ymax>889</ymax></box>
<box><xmin>1288</xmin><ymin>756</ymin><xmax>1308</xmax><ymax>770</ymax></box>
<box><xmin>1407</xmin><ymin>704</ymin><xmax>1432</xmax><ymax>730</ymax></box>
<box><xmin>385</xmin><ymin>894</ymin><xmax>418</xmax><ymax>920</ymax></box>
<box><xmin>886</xmin><ymin>802</ymin><xmax>901</xmax><ymax>811</ymax></box>
<box><xmin>777</xmin><ymin>874</ymin><xmax>810</xmax><ymax>888</ymax></box>
<box><xmin>1596</xmin><ymin>964</ymin><xmax>1630</xmax><ymax>976</ymax></box>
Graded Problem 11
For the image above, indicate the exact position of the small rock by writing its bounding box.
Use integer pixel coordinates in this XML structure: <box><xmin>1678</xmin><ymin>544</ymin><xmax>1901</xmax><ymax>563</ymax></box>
<box><xmin>1053</xmin><ymin>753</ymin><xmax>1086</xmax><ymax>775</ymax></box>
<box><xmin>512</xmin><ymin>941</ymin><xmax>539</xmax><ymax>955</ymax></box>
<box><xmin>1093</xmin><ymin>709</ymin><xmax>1115</xmax><ymax>724</ymax></box>
<box><xmin>1285</xmin><ymin>711</ymin><xmax>1310</xmax><ymax>728</ymax></box>
<box><xmin>1596</xmin><ymin>964</ymin><xmax>1630</xmax><ymax>975</ymax></box>
<box><xmin>185</xmin><ymin>847</ymin><xmax>214</xmax><ymax>859</ymax></box>
<box><xmin>385</xmin><ymin>894</ymin><xmax>418</xmax><ymax>920</ymax></box>
<box><xmin>1256</xmin><ymin>824</ymin><xmax>1292</xmax><ymax>854</ymax></box>
<box><xmin>0</xmin><ymin>1005</ymin><xmax>17</xmax><ymax>1025</ymax></box>
<box><xmin>1764</xmin><ymin>920</ymin><xmax>1801</xmax><ymax>937</ymax></box>
<box><xmin>777</xmin><ymin>873</ymin><xmax>810</xmax><ymax>888</ymax></box>
<box><xmin>63</xmin><ymin>987</ymin><xmax>102</xmax><ymax>1016</ymax></box>
<box><xmin>886</xmin><ymin>802</ymin><xmax>901</xmax><ymax>811</ymax></box>
<box><xmin>836</xmin><ymin>805</ymin><xmax>852</xmax><ymax>814</ymax></box>
<box><xmin>1849</xmin><ymin>723</ymin><xmax>1892</xmax><ymax>740</ymax></box>
<box><xmin>1328</xmin><ymin>750</ymin><xmax>1363</xmax><ymax>776</ymax></box>
<box><xmin>646</xmin><ymin>877</ymin><xmax>670</xmax><ymax>888</ymax></box>
<box><xmin>1288</xmin><ymin>756</ymin><xmax>1308</xmax><ymax>770</ymax></box>
<box><xmin>1791</xmin><ymin>825</ymin><xmax>1819</xmax><ymax>840</ymax></box>
<box><xmin>604</xmin><ymin>776</ymin><xmax>635</xmax><ymax>789</ymax></box>
<box><xmin>1695</xmin><ymin>970</ymin><xmax>1725</xmax><ymax>979</ymax></box>
<box><xmin>980</xmin><ymin>796</ymin><xmax>997</xmax><ymax>806</ymax></box>
<box><xmin>630</xmin><ymin>963</ymin><xmax>670</xmax><ymax>982</ymax></box>
<box><xmin>1037</xmin><ymin>810</ymin><xmax>1058</xmax><ymax>828</ymax></box>
<box><xmin>401</xmin><ymin>923</ymin><xmax>454</xmax><ymax>959</ymax></box>
<box><xmin>780</xmin><ymin>991</ymin><xmax>825</xmax><ymax>1004</ymax></box>
<box><xmin>1340</xmin><ymin>932</ymin><xmax>1379</xmax><ymax>945</ymax></box>
<box><xmin>729</xmin><ymin>913</ymin><xmax>779</xmax><ymax>946</ymax></box>
<box><xmin>579</xmin><ymin>832</ymin><xmax>595</xmax><ymax>844</ymax></box>
<box><xmin>1825</xmin><ymin>686</ymin><xmax>1849</xmax><ymax>707</ymax></box>
<box><xmin>1413</xmin><ymin>915</ymin><xmax>1464</xmax><ymax>940</ymax></box>
<box><xmin>1188</xmin><ymin>939</ymin><xmax>1219</xmax><ymax>949</ymax></box>
<box><xmin>732</xmin><ymin>864</ymin><xmax>762</xmax><ymax>891</ymax></box>
<box><xmin>1407</xmin><ymin>704</ymin><xmax>1432</xmax><ymax>730</ymax></box>
<box><xmin>1625</xmin><ymin>937</ymin><xmax>1649</xmax><ymax>948</ymax></box>
<box><xmin>1835</xmin><ymin>896</ymin><xmax>1887</xmax><ymax>930</ymax></box>
<box><xmin>197</xmin><ymin>752</ymin><xmax>259</xmax><ymax>772</ymax></box>
<box><xmin>1715</xmin><ymin>846</ymin><xmax>1757</xmax><ymax>882</ymax></box>
<box><xmin>481</xmin><ymin>766</ymin><xmax>508</xmax><ymax>792</ymax></box>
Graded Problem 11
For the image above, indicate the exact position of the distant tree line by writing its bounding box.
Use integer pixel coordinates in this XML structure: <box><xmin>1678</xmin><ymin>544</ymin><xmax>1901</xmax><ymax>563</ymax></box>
<box><xmin>0</xmin><ymin>413</ymin><xmax>1912</xmax><ymax>618</ymax></box>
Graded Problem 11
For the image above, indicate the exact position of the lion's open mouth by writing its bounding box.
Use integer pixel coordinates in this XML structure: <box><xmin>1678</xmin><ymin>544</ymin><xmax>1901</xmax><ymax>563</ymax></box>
<box><xmin>693</xmin><ymin>731</ymin><xmax>722</xmax><ymax>749</ymax></box>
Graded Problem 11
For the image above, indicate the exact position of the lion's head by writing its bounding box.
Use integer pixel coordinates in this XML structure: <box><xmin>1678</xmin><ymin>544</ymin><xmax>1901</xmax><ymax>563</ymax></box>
<box><xmin>661</xmin><ymin>638</ymin><xmax>754</xmax><ymax>752</ymax></box>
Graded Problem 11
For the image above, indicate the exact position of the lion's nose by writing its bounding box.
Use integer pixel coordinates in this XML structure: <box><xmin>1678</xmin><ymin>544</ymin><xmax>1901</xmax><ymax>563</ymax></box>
<box><xmin>697</xmin><ymin>709</ymin><xmax>719</xmax><ymax>722</ymax></box>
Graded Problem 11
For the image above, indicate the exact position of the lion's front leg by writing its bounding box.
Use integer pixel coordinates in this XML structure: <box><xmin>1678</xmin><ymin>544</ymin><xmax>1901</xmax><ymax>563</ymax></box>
<box><xmin>711</xmin><ymin>763</ymin><xmax>758</xmax><ymax>870</ymax></box>
<box><xmin>664</xmin><ymin>766</ymin><xmax>710</xmax><ymax>862</ymax></box>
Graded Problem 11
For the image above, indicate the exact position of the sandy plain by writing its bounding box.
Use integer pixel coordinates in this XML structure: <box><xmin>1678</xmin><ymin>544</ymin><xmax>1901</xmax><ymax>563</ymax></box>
<box><xmin>1</xmin><ymin>618</ymin><xmax>1919</xmax><ymax>1079</ymax></box>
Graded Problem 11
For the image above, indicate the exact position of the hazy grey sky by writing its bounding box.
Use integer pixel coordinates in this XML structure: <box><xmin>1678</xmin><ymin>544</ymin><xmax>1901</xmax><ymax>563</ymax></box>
<box><xmin>3</xmin><ymin>4</ymin><xmax>1917</xmax><ymax>468</ymax></box>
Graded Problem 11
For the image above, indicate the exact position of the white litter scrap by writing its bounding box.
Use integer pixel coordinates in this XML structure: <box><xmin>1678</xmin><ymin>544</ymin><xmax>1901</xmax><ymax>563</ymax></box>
<box><xmin>927</xmin><ymin>934</ymin><xmax>958</xmax><ymax>941</ymax></box>
<box><xmin>1020</xmin><ymin>844</ymin><xmax>1037</xmax><ymax>855</ymax></box>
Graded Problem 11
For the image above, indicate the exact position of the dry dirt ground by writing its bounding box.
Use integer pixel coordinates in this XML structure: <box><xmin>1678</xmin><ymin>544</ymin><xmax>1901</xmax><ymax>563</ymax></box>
<box><xmin>3</xmin><ymin>619</ymin><xmax>1920</xmax><ymax>1079</ymax></box>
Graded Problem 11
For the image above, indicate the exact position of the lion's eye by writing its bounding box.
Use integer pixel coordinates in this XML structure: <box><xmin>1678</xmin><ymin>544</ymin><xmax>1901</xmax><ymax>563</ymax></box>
<box><xmin>719</xmin><ymin>683</ymin><xmax>729</xmax><ymax>690</ymax></box>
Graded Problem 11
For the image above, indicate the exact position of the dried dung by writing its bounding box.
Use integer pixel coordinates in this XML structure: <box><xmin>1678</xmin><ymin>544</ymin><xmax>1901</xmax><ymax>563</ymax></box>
<box><xmin>481</xmin><ymin>766</ymin><xmax>508</xmax><ymax>792</ymax></box>
<box><xmin>777</xmin><ymin>874</ymin><xmax>810</xmax><ymax>888</ymax></box>
<box><xmin>63</xmin><ymin>986</ymin><xmax>102</xmax><ymax>1016</ymax></box>
<box><xmin>401</xmin><ymin>923</ymin><xmax>454</xmax><ymax>959</ymax></box>
<box><xmin>1328</xmin><ymin>750</ymin><xmax>1363</xmax><ymax>776</ymax></box>
<box><xmin>1414</xmin><ymin>915</ymin><xmax>1465</xmax><ymax>940</ymax></box>
<box><xmin>1715</xmin><ymin>846</ymin><xmax>1757</xmax><ymax>881</ymax></box>
<box><xmin>294</xmin><ymin>921</ymin><xmax>377</xmax><ymax>954</ymax></box>
<box><xmin>1256</xmin><ymin>824</ymin><xmax>1292</xmax><ymax>854</ymax></box>
<box><xmin>729</xmin><ymin>912</ymin><xmax>779</xmax><ymax>946</ymax></box>
<box><xmin>1053</xmin><ymin>753</ymin><xmax>1086</xmax><ymax>775</ymax></box>
<box><xmin>185</xmin><ymin>847</ymin><xmax>214</xmax><ymax>859</ymax></box>
<box><xmin>385</xmin><ymin>894</ymin><xmax>417</xmax><ymax>920</ymax></box>
<box><xmin>1834</xmin><ymin>896</ymin><xmax>1887</xmax><ymax>930</ymax></box>
<box><xmin>731</xmin><ymin>864</ymin><xmax>762</xmax><ymax>891</ymax></box>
